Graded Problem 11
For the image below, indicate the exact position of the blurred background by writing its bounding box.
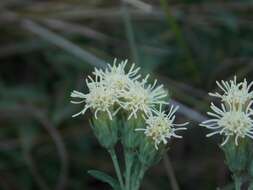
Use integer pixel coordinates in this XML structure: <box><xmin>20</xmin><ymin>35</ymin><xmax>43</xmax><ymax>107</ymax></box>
<box><xmin>0</xmin><ymin>0</ymin><xmax>253</xmax><ymax>189</ymax></box>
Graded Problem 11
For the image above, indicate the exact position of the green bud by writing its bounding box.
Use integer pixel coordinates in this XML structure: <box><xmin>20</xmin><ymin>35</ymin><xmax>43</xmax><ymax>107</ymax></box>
<box><xmin>138</xmin><ymin>136</ymin><xmax>166</xmax><ymax>167</ymax></box>
<box><xmin>91</xmin><ymin>112</ymin><xmax>119</xmax><ymax>149</ymax></box>
<box><xmin>121</xmin><ymin>117</ymin><xmax>144</xmax><ymax>150</ymax></box>
<box><xmin>221</xmin><ymin>137</ymin><xmax>251</xmax><ymax>174</ymax></box>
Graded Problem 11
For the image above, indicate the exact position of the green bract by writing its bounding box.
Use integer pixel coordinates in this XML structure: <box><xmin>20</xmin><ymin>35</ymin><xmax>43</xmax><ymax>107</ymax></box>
<box><xmin>91</xmin><ymin>112</ymin><xmax>119</xmax><ymax>149</ymax></box>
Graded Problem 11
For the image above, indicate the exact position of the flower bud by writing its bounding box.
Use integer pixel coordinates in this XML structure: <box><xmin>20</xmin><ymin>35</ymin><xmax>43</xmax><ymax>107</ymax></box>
<box><xmin>91</xmin><ymin>112</ymin><xmax>119</xmax><ymax>149</ymax></box>
<box><xmin>221</xmin><ymin>138</ymin><xmax>250</xmax><ymax>173</ymax></box>
<box><xmin>138</xmin><ymin>137</ymin><xmax>166</xmax><ymax>167</ymax></box>
<box><xmin>121</xmin><ymin>117</ymin><xmax>144</xmax><ymax>150</ymax></box>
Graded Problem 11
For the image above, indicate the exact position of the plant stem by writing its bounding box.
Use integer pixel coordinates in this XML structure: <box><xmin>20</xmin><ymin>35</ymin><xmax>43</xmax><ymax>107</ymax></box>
<box><xmin>130</xmin><ymin>161</ymin><xmax>141</xmax><ymax>190</ymax></box>
<box><xmin>234</xmin><ymin>174</ymin><xmax>242</xmax><ymax>190</ymax></box>
<box><xmin>108</xmin><ymin>149</ymin><xmax>125</xmax><ymax>190</ymax></box>
<box><xmin>125</xmin><ymin>150</ymin><xmax>134</xmax><ymax>190</ymax></box>
<box><xmin>134</xmin><ymin>164</ymin><xmax>147</xmax><ymax>190</ymax></box>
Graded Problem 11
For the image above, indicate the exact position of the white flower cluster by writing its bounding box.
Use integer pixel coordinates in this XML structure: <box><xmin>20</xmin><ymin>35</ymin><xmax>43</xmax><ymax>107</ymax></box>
<box><xmin>200</xmin><ymin>76</ymin><xmax>253</xmax><ymax>146</ymax></box>
<box><xmin>71</xmin><ymin>58</ymin><xmax>188</xmax><ymax>149</ymax></box>
<box><xmin>136</xmin><ymin>105</ymin><xmax>188</xmax><ymax>149</ymax></box>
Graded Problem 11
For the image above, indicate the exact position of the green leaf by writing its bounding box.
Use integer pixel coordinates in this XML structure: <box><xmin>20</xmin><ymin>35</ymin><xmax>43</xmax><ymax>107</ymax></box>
<box><xmin>88</xmin><ymin>170</ymin><xmax>120</xmax><ymax>190</ymax></box>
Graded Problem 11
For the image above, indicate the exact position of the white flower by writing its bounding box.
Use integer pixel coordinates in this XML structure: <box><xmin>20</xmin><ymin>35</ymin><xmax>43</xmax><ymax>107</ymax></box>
<box><xmin>120</xmin><ymin>75</ymin><xmax>168</xmax><ymax>119</ymax></box>
<box><xmin>70</xmin><ymin>81</ymin><xmax>117</xmax><ymax>120</ymax></box>
<box><xmin>93</xmin><ymin>58</ymin><xmax>141</xmax><ymax>94</ymax></box>
<box><xmin>70</xmin><ymin>59</ymin><xmax>141</xmax><ymax>119</ymax></box>
<box><xmin>71</xmin><ymin>58</ymin><xmax>170</xmax><ymax>121</ymax></box>
<box><xmin>209</xmin><ymin>76</ymin><xmax>253</xmax><ymax>107</ymax></box>
<box><xmin>200</xmin><ymin>102</ymin><xmax>253</xmax><ymax>146</ymax></box>
<box><xmin>136</xmin><ymin>105</ymin><xmax>188</xmax><ymax>149</ymax></box>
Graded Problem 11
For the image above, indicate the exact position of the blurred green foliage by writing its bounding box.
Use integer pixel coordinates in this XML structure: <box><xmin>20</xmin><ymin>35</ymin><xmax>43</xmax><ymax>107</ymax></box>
<box><xmin>0</xmin><ymin>0</ymin><xmax>253</xmax><ymax>189</ymax></box>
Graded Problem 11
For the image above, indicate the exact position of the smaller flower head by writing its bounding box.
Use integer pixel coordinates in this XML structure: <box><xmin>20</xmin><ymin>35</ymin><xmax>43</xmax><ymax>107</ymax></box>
<box><xmin>71</xmin><ymin>80</ymin><xmax>117</xmax><ymax>120</ymax></box>
<box><xmin>209</xmin><ymin>76</ymin><xmax>253</xmax><ymax>108</ymax></box>
<box><xmin>136</xmin><ymin>105</ymin><xmax>188</xmax><ymax>149</ymax></box>
<box><xmin>93</xmin><ymin>58</ymin><xmax>141</xmax><ymax>94</ymax></box>
<box><xmin>200</xmin><ymin>102</ymin><xmax>253</xmax><ymax>146</ymax></box>
<box><xmin>120</xmin><ymin>75</ymin><xmax>168</xmax><ymax>119</ymax></box>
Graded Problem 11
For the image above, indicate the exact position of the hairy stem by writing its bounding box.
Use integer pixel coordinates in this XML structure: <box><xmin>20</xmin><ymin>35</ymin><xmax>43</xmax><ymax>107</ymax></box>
<box><xmin>125</xmin><ymin>150</ymin><xmax>134</xmax><ymax>190</ymax></box>
<box><xmin>134</xmin><ymin>164</ymin><xmax>147</xmax><ymax>190</ymax></box>
<box><xmin>108</xmin><ymin>149</ymin><xmax>125</xmax><ymax>190</ymax></box>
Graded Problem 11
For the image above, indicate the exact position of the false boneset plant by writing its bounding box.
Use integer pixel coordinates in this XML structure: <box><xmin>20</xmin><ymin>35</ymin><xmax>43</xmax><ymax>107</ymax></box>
<box><xmin>70</xmin><ymin>59</ymin><xmax>189</xmax><ymax>190</ymax></box>
<box><xmin>200</xmin><ymin>76</ymin><xmax>253</xmax><ymax>190</ymax></box>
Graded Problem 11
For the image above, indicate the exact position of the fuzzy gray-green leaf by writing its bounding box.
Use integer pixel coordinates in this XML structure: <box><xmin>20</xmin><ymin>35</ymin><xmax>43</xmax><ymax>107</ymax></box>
<box><xmin>88</xmin><ymin>170</ymin><xmax>120</xmax><ymax>190</ymax></box>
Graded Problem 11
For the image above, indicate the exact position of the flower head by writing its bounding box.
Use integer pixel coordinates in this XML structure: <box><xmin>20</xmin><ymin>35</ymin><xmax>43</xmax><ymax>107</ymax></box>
<box><xmin>71</xmin><ymin>58</ymin><xmax>171</xmax><ymax>124</ymax></box>
<box><xmin>120</xmin><ymin>75</ymin><xmax>168</xmax><ymax>119</ymax></box>
<box><xmin>200</xmin><ymin>102</ymin><xmax>253</xmax><ymax>146</ymax></box>
<box><xmin>71</xmin><ymin>59</ymin><xmax>141</xmax><ymax>120</ymax></box>
<box><xmin>209</xmin><ymin>76</ymin><xmax>253</xmax><ymax>107</ymax></box>
<box><xmin>93</xmin><ymin>59</ymin><xmax>141</xmax><ymax>94</ymax></box>
<box><xmin>202</xmin><ymin>76</ymin><xmax>253</xmax><ymax>146</ymax></box>
<box><xmin>71</xmin><ymin>81</ymin><xmax>117</xmax><ymax>119</ymax></box>
<box><xmin>136</xmin><ymin>105</ymin><xmax>188</xmax><ymax>149</ymax></box>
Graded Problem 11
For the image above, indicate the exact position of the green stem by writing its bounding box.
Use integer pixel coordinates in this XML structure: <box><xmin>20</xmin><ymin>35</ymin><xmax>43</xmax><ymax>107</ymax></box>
<box><xmin>234</xmin><ymin>174</ymin><xmax>242</xmax><ymax>190</ymax></box>
<box><xmin>125</xmin><ymin>150</ymin><xmax>134</xmax><ymax>190</ymax></box>
<box><xmin>130</xmin><ymin>161</ymin><xmax>141</xmax><ymax>190</ymax></box>
<box><xmin>108</xmin><ymin>149</ymin><xmax>125</xmax><ymax>190</ymax></box>
<box><xmin>134</xmin><ymin>164</ymin><xmax>147</xmax><ymax>190</ymax></box>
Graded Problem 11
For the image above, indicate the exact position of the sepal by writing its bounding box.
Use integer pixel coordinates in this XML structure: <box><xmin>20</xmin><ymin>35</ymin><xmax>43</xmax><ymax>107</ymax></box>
<box><xmin>91</xmin><ymin>112</ymin><xmax>119</xmax><ymax>149</ymax></box>
<box><xmin>122</xmin><ymin>117</ymin><xmax>144</xmax><ymax>150</ymax></box>
<box><xmin>221</xmin><ymin>137</ymin><xmax>251</xmax><ymax>173</ymax></box>
<box><xmin>138</xmin><ymin>137</ymin><xmax>166</xmax><ymax>167</ymax></box>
